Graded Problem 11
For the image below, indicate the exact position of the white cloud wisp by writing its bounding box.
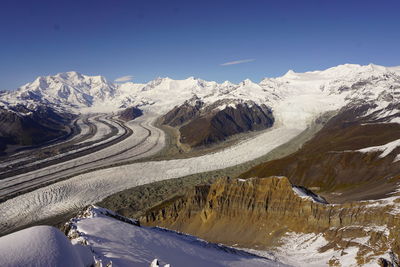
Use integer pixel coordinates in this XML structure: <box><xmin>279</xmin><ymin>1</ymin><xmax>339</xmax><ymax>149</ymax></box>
<box><xmin>220</xmin><ymin>59</ymin><xmax>255</xmax><ymax>66</ymax></box>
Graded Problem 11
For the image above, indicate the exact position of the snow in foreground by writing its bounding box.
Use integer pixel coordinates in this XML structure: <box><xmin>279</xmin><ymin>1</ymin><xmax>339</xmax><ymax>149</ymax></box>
<box><xmin>0</xmin><ymin>226</ymin><xmax>93</xmax><ymax>267</ymax></box>
<box><xmin>0</xmin><ymin>206</ymin><xmax>288</xmax><ymax>267</ymax></box>
<box><xmin>67</xmin><ymin>206</ymin><xmax>287</xmax><ymax>267</ymax></box>
<box><xmin>248</xmin><ymin>231</ymin><xmax>392</xmax><ymax>267</ymax></box>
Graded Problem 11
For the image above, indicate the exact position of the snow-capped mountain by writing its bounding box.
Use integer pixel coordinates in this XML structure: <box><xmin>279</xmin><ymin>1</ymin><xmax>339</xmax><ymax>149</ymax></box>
<box><xmin>1</xmin><ymin>71</ymin><xmax>117</xmax><ymax>111</ymax></box>
<box><xmin>1</xmin><ymin>63</ymin><xmax>400</xmax><ymax>122</ymax></box>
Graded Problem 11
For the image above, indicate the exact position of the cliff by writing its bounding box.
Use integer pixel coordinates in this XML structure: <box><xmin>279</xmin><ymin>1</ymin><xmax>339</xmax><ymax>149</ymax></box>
<box><xmin>141</xmin><ymin>176</ymin><xmax>400</xmax><ymax>266</ymax></box>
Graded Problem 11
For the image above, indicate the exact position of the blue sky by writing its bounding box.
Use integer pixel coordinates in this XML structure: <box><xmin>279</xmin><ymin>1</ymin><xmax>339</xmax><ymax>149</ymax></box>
<box><xmin>1</xmin><ymin>0</ymin><xmax>400</xmax><ymax>90</ymax></box>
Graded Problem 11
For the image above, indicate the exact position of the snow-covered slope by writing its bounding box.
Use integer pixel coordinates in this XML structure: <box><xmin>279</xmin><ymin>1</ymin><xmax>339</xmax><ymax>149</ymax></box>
<box><xmin>0</xmin><ymin>206</ymin><xmax>286</xmax><ymax>267</ymax></box>
<box><xmin>1</xmin><ymin>71</ymin><xmax>117</xmax><ymax>112</ymax></box>
<box><xmin>66</xmin><ymin>205</ymin><xmax>286</xmax><ymax>267</ymax></box>
<box><xmin>0</xmin><ymin>225</ymin><xmax>93</xmax><ymax>267</ymax></box>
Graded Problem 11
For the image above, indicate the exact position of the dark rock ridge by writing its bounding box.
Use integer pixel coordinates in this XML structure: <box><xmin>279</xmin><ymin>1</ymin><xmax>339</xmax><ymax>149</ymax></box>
<box><xmin>118</xmin><ymin>106</ymin><xmax>143</xmax><ymax>121</ymax></box>
<box><xmin>0</xmin><ymin>105</ymin><xmax>75</xmax><ymax>154</ymax></box>
<box><xmin>162</xmin><ymin>97</ymin><xmax>204</xmax><ymax>127</ymax></box>
<box><xmin>162</xmin><ymin>98</ymin><xmax>274</xmax><ymax>147</ymax></box>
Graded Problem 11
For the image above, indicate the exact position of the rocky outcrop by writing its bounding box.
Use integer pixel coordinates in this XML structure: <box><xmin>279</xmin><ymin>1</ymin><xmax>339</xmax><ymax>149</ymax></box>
<box><xmin>0</xmin><ymin>105</ymin><xmax>75</xmax><ymax>154</ymax></box>
<box><xmin>140</xmin><ymin>176</ymin><xmax>400</xmax><ymax>266</ymax></box>
<box><xmin>118</xmin><ymin>106</ymin><xmax>143</xmax><ymax>121</ymax></box>
<box><xmin>161</xmin><ymin>99</ymin><xmax>274</xmax><ymax>147</ymax></box>
<box><xmin>162</xmin><ymin>97</ymin><xmax>204</xmax><ymax>127</ymax></box>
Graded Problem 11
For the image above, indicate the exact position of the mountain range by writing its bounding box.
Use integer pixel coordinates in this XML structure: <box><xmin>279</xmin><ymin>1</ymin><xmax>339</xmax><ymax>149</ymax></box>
<box><xmin>1</xmin><ymin>63</ymin><xmax>399</xmax><ymax>151</ymax></box>
<box><xmin>2</xmin><ymin>64</ymin><xmax>399</xmax><ymax>116</ymax></box>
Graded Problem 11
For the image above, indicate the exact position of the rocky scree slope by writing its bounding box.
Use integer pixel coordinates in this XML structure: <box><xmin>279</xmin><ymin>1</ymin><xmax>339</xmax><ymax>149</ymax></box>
<box><xmin>141</xmin><ymin>176</ymin><xmax>400</xmax><ymax>267</ymax></box>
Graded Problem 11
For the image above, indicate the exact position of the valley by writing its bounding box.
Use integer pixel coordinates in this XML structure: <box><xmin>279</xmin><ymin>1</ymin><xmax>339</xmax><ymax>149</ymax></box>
<box><xmin>1</xmin><ymin>64</ymin><xmax>400</xmax><ymax>266</ymax></box>
<box><xmin>2</xmin><ymin>1</ymin><xmax>400</xmax><ymax>265</ymax></box>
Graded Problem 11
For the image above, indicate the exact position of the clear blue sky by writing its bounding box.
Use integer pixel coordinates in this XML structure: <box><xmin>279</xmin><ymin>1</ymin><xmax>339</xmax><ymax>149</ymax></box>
<box><xmin>1</xmin><ymin>0</ymin><xmax>400</xmax><ymax>90</ymax></box>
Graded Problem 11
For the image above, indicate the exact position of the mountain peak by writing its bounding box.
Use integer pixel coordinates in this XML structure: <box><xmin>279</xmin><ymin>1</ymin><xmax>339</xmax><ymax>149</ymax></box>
<box><xmin>55</xmin><ymin>71</ymin><xmax>84</xmax><ymax>80</ymax></box>
<box><xmin>241</xmin><ymin>78</ymin><xmax>255</xmax><ymax>85</ymax></box>
<box><xmin>65</xmin><ymin>71</ymin><xmax>81</xmax><ymax>76</ymax></box>
<box><xmin>221</xmin><ymin>80</ymin><xmax>235</xmax><ymax>86</ymax></box>
<box><xmin>366</xmin><ymin>63</ymin><xmax>387</xmax><ymax>72</ymax></box>
<box><xmin>285</xmin><ymin>69</ymin><xmax>296</xmax><ymax>75</ymax></box>
<box><xmin>280</xmin><ymin>69</ymin><xmax>299</xmax><ymax>79</ymax></box>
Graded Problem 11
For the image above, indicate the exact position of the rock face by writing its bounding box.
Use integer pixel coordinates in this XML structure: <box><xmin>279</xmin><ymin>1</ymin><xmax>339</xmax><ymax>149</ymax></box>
<box><xmin>241</xmin><ymin>103</ymin><xmax>400</xmax><ymax>203</ymax></box>
<box><xmin>161</xmin><ymin>99</ymin><xmax>274</xmax><ymax>147</ymax></box>
<box><xmin>0</xmin><ymin>105</ymin><xmax>75</xmax><ymax>154</ymax></box>
<box><xmin>118</xmin><ymin>106</ymin><xmax>143</xmax><ymax>121</ymax></box>
<box><xmin>141</xmin><ymin>176</ymin><xmax>400</xmax><ymax>266</ymax></box>
<box><xmin>162</xmin><ymin>97</ymin><xmax>204</xmax><ymax>127</ymax></box>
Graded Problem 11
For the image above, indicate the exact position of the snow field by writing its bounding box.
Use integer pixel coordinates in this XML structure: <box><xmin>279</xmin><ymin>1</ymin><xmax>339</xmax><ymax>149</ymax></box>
<box><xmin>0</xmin><ymin>226</ymin><xmax>93</xmax><ymax>267</ymax></box>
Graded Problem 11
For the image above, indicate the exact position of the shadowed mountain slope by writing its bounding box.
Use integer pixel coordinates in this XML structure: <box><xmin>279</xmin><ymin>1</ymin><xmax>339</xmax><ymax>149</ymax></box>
<box><xmin>0</xmin><ymin>105</ymin><xmax>75</xmax><ymax>155</ymax></box>
<box><xmin>240</xmin><ymin>103</ymin><xmax>400</xmax><ymax>203</ymax></box>
<box><xmin>162</xmin><ymin>99</ymin><xmax>274</xmax><ymax>147</ymax></box>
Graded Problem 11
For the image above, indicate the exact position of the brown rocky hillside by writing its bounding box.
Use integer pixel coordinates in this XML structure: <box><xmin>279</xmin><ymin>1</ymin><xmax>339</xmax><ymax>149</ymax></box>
<box><xmin>141</xmin><ymin>176</ymin><xmax>400</xmax><ymax>266</ymax></box>
<box><xmin>241</xmin><ymin>104</ymin><xmax>400</xmax><ymax>203</ymax></box>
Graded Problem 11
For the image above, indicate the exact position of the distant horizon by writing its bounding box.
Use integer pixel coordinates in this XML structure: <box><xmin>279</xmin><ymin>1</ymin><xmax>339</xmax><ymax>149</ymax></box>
<box><xmin>4</xmin><ymin>62</ymin><xmax>400</xmax><ymax>91</ymax></box>
<box><xmin>1</xmin><ymin>0</ymin><xmax>400</xmax><ymax>90</ymax></box>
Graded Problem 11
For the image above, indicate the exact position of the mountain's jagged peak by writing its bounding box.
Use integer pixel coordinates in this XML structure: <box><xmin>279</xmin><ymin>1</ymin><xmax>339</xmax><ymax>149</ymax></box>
<box><xmin>282</xmin><ymin>69</ymin><xmax>297</xmax><ymax>79</ymax></box>
<box><xmin>55</xmin><ymin>71</ymin><xmax>83</xmax><ymax>79</ymax></box>
<box><xmin>240</xmin><ymin>78</ymin><xmax>256</xmax><ymax>85</ymax></box>
<box><xmin>2</xmin><ymin>71</ymin><xmax>117</xmax><ymax>111</ymax></box>
<box><xmin>185</xmin><ymin>76</ymin><xmax>200</xmax><ymax>81</ymax></box>
<box><xmin>221</xmin><ymin>80</ymin><xmax>236</xmax><ymax>86</ymax></box>
<box><xmin>26</xmin><ymin>71</ymin><xmax>111</xmax><ymax>88</ymax></box>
